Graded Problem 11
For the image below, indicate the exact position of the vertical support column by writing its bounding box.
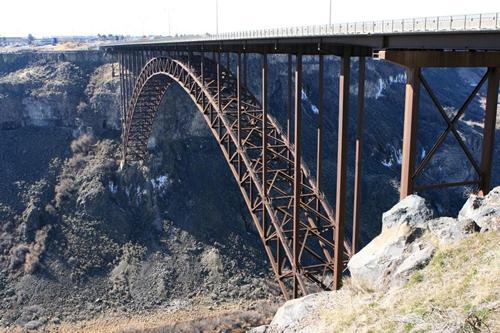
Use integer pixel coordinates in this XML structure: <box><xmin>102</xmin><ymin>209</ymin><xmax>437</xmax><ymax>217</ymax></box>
<box><xmin>237</xmin><ymin>52</ymin><xmax>242</xmax><ymax>180</ymax></box>
<box><xmin>200</xmin><ymin>51</ymin><xmax>205</xmax><ymax>84</ymax></box>
<box><xmin>293</xmin><ymin>53</ymin><xmax>303</xmax><ymax>298</ymax></box>
<box><xmin>201</xmin><ymin>51</ymin><xmax>205</xmax><ymax>110</ymax></box>
<box><xmin>243</xmin><ymin>53</ymin><xmax>248</xmax><ymax>88</ymax></box>
<box><xmin>352</xmin><ymin>56</ymin><xmax>365</xmax><ymax>255</ymax></box>
<box><xmin>287</xmin><ymin>54</ymin><xmax>293</xmax><ymax>175</ymax></box>
<box><xmin>217</xmin><ymin>52</ymin><xmax>222</xmax><ymax>136</ymax></box>
<box><xmin>400</xmin><ymin>67</ymin><xmax>421</xmax><ymax>199</ymax></box>
<box><xmin>316</xmin><ymin>55</ymin><xmax>324</xmax><ymax>223</ymax></box>
<box><xmin>334</xmin><ymin>50</ymin><xmax>350</xmax><ymax>290</ymax></box>
<box><xmin>119</xmin><ymin>52</ymin><xmax>127</xmax><ymax>165</ymax></box>
<box><xmin>262</xmin><ymin>54</ymin><xmax>268</xmax><ymax>231</ymax></box>
<box><xmin>287</xmin><ymin>54</ymin><xmax>293</xmax><ymax>142</ymax></box>
<box><xmin>479</xmin><ymin>67</ymin><xmax>500</xmax><ymax>196</ymax></box>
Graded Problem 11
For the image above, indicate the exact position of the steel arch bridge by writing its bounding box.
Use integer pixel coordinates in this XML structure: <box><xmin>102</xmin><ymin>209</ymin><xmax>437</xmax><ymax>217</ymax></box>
<box><xmin>106</xmin><ymin>12</ymin><xmax>500</xmax><ymax>300</ymax></box>
<box><xmin>122</xmin><ymin>55</ymin><xmax>350</xmax><ymax>299</ymax></box>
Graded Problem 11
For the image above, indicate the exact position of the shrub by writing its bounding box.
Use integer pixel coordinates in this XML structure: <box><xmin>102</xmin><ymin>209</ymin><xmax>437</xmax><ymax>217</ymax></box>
<box><xmin>70</xmin><ymin>133</ymin><xmax>95</xmax><ymax>155</ymax></box>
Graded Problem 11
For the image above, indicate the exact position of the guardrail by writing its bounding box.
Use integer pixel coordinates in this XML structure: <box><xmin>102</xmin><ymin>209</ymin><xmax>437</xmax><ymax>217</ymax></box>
<box><xmin>213</xmin><ymin>12</ymin><xmax>500</xmax><ymax>40</ymax></box>
<box><xmin>118</xmin><ymin>12</ymin><xmax>500</xmax><ymax>45</ymax></box>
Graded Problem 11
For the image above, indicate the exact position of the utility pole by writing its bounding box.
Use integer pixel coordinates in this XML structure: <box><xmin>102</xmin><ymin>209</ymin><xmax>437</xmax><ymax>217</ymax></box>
<box><xmin>168</xmin><ymin>10</ymin><xmax>171</xmax><ymax>36</ymax></box>
<box><xmin>216</xmin><ymin>0</ymin><xmax>219</xmax><ymax>35</ymax></box>
<box><xmin>329</xmin><ymin>0</ymin><xmax>332</xmax><ymax>25</ymax></box>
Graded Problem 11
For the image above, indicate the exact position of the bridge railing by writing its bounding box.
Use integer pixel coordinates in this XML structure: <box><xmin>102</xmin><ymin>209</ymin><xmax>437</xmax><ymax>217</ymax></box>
<box><xmin>216</xmin><ymin>12</ymin><xmax>499</xmax><ymax>40</ymax></box>
<box><xmin>161</xmin><ymin>12</ymin><xmax>499</xmax><ymax>43</ymax></box>
<box><xmin>113</xmin><ymin>12</ymin><xmax>500</xmax><ymax>46</ymax></box>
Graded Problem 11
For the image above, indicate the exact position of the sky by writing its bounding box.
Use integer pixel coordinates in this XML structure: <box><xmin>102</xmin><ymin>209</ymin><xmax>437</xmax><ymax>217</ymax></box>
<box><xmin>1</xmin><ymin>0</ymin><xmax>499</xmax><ymax>37</ymax></box>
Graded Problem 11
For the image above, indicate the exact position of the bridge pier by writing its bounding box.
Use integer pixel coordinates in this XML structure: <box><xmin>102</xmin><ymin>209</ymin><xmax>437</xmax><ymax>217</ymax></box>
<box><xmin>378</xmin><ymin>50</ymin><xmax>500</xmax><ymax>199</ymax></box>
<box><xmin>334</xmin><ymin>49</ymin><xmax>351</xmax><ymax>290</ymax></box>
<box><xmin>352</xmin><ymin>56</ymin><xmax>366</xmax><ymax>255</ymax></box>
<box><xmin>400</xmin><ymin>67</ymin><xmax>421</xmax><ymax>199</ymax></box>
<box><xmin>479</xmin><ymin>67</ymin><xmax>500</xmax><ymax>195</ymax></box>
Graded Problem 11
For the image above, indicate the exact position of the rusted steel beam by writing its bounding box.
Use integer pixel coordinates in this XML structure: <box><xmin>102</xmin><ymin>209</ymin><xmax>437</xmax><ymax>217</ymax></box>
<box><xmin>287</xmin><ymin>54</ymin><xmax>293</xmax><ymax>174</ymax></box>
<box><xmin>334</xmin><ymin>50</ymin><xmax>350</xmax><ymax>290</ymax></box>
<box><xmin>316</xmin><ymin>55</ymin><xmax>324</xmax><ymax>192</ymax></box>
<box><xmin>377</xmin><ymin>50</ymin><xmax>500</xmax><ymax>68</ymax></box>
<box><xmin>400</xmin><ymin>67</ymin><xmax>420</xmax><ymax>199</ymax></box>
<box><xmin>216</xmin><ymin>52</ymin><xmax>221</xmax><ymax>130</ymax></box>
<box><xmin>352</xmin><ymin>56</ymin><xmax>365</xmax><ymax>255</ymax></box>
<box><xmin>315</xmin><ymin>54</ymin><xmax>325</xmax><ymax>233</ymax></box>
<box><xmin>293</xmin><ymin>53</ymin><xmax>303</xmax><ymax>298</ymax></box>
<box><xmin>415</xmin><ymin>180</ymin><xmax>479</xmax><ymax>192</ymax></box>
<box><xmin>262</xmin><ymin>53</ymin><xmax>268</xmax><ymax>231</ymax></box>
<box><xmin>479</xmin><ymin>67</ymin><xmax>500</xmax><ymax>196</ymax></box>
<box><xmin>237</xmin><ymin>52</ymin><xmax>242</xmax><ymax>180</ymax></box>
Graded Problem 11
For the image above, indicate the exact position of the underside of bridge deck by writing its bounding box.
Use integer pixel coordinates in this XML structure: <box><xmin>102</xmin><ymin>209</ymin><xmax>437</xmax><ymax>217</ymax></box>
<box><xmin>106</xmin><ymin>36</ymin><xmax>500</xmax><ymax>299</ymax></box>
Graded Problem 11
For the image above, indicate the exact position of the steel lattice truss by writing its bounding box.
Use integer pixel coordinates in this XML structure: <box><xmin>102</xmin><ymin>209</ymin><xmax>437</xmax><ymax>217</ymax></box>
<box><xmin>121</xmin><ymin>56</ymin><xmax>350</xmax><ymax>299</ymax></box>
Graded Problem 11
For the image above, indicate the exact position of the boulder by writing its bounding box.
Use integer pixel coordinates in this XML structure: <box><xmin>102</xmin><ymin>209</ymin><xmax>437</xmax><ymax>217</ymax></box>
<box><xmin>348</xmin><ymin>222</ymin><xmax>435</xmax><ymax>290</ymax></box>
<box><xmin>382</xmin><ymin>195</ymin><xmax>435</xmax><ymax>230</ymax></box>
<box><xmin>428</xmin><ymin>217</ymin><xmax>479</xmax><ymax>244</ymax></box>
<box><xmin>266</xmin><ymin>292</ymin><xmax>329</xmax><ymax>333</ymax></box>
<box><xmin>458</xmin><ymin>187</ymin><xmax>500</xmax><ymax>232</ymax></box>
<box><xmin>348</xmin><ymin>195</ymin><xmax>436</xmax><ymax>290</ymax></box>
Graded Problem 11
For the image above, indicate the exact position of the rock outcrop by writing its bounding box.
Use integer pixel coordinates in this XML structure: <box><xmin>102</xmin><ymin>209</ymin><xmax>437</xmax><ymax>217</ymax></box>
<box><xmin>459</xmin><ymin>187</ymin><xmax>500</xmax><ymax>232</ymax></box>
<box><xmin>348</xmin><ymin>195</ymin><xmax>436</xmax><ymax>290</ymax></box>
<box><xmin>258</xmin><ymin>189</ymin><xmax>500</xmax><ymax>332</ymax></box>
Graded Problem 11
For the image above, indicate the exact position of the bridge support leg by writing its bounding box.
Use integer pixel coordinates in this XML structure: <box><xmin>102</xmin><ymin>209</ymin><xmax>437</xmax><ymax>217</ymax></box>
<box><xmin>400</xmin><ymin>67</ymin><xmax>421</xmax><ymax>199</ymax></box>
<box><xmin>262</xmin><ymin>54</ymin><xmax>268</xmax><ymax>231</ymax></box>
<box><xmin>237</xmin><ymin>53</ymin><xmax>242</xmax><ymax>180</ymax></box>
<box><xmin>316</xmin><ymin>55</ymin><xmax>324</xmax><ymax>222</ymax></box>
<box><xmin>287</xmin><ymin>54</ymin><xmax>293</xmax><ymax>174</ymax></box>
<box><xmin>479</xmin><ymin>67</ymin><xmax>500</xmax><ymax>196</ymax></box>
<box><xmin>352</xmin><ymin>56</ymin><xmax>365</xmax><ymax>255</ymax></box>
<box><xmin>293</xmin><ymin>53</ymin><xmax>304</xmax><ymax>298</ymax></box>
<box><xmin>334</xmin><ymin>51</ymin><xmax>351</xmax><ymax>290</ymax></box>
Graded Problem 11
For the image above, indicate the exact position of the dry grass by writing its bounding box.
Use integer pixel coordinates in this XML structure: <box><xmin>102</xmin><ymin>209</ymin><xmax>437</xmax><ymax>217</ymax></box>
<box><xmin>293</xmin><ymin>231</ymin><xmax>499</xmax><ymax>333</ymax></box>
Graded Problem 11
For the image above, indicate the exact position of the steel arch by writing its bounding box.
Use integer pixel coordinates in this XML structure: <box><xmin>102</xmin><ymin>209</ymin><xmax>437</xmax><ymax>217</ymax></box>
<box><xmin>122</xmin><ymin>56</ymin><xmax>349</xmax><ymax>299</ymax></box>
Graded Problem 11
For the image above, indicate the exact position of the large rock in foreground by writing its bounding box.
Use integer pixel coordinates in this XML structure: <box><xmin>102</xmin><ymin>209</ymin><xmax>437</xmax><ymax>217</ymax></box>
<box><xmin>348</xmin><ymin>195</ymin><xmax>436</xmax><ymax>290</ymax></box>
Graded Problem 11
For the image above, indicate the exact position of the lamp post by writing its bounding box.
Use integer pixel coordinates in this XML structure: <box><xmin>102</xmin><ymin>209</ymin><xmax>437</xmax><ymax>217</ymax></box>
<box><xmin>329</xmin><ymin>0</ymin><xmax>332</xmax><ymax>25</ymax></box>
<box><xmin>216</xmin><ymin>0</ymin><xmax>219</xmax><ymax>35</ymax></box>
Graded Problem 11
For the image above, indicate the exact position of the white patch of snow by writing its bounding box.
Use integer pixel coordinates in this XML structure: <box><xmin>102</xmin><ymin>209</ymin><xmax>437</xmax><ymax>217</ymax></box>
<box><xmin>108</xmin><ymin>181</ymin><xmax>118</xmax><ymax>194</ymax></box>
<box><xmin>381</xmin><ymin>145</ymin><xmax>403</xmax><ymax>168</ymax></box>
<box><xmin>301</xmin><ymin>89</ymin><xmax>308</xmax><ymax>101</ymax></box>
<box><xmin>381</xmin><ymin>159</ymin><xmax>393</xmax><ymax>167</ymax></box>
<box><xmin>388</xmin><ymin>73</ymin><xmax>407</xmax><ymax>84</ymax></box>
<box><xmin>394</xmin><ymin>148</ymin><xmax>403</xmax><ymax>165</ymax></box>
<box><xmin>375</xmin><ymin>78</ymin><xmax>386</xmax><ymax>100</ymax></box>
<box><xmin>151</xmin><ymin>175</ymin><xmax>170</xmax><ymax>190</ymax></box>
<box><xmin>301</xmin><ymin>88</ymin><xmax>320</xmax><ymax>114</ymax></box>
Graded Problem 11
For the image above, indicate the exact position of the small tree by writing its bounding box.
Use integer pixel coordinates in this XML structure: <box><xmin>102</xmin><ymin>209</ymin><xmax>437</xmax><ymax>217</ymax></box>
<box><xmin>51</xmin><ymin>37</ymin><xmax>58</xmax><ymax>45</ymax></box>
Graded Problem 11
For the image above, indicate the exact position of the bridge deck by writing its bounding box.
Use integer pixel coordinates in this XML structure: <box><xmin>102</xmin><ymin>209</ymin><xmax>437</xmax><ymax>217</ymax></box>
<box><xmin>104</xmin><ymin>12</ymin><xmax>500</xmax><ymax>54</ymax></box>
